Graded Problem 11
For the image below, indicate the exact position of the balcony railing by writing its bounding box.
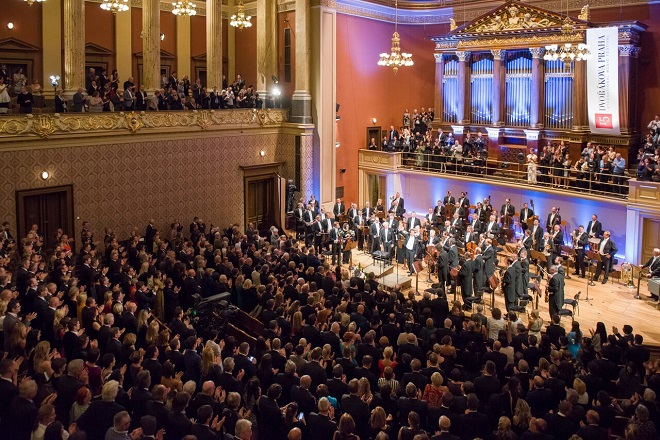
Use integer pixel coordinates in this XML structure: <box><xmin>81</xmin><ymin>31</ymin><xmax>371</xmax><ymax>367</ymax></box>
<box><xmin>359</xmin><ymin>149</ymin><xmax>631</xmax><ymax>199</ymax></box>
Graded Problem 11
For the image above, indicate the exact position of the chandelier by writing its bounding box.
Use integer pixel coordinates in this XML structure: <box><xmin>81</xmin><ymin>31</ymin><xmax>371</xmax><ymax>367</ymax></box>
<box><xmin>172</xmin><ymin>0</ymin><xmax>196</xmax><ymax>17</ymax></box>
<box><xmin>100</xmin><ymin>0</ymin><xmax>129</xmax><ymax>14</ymax></box>
<box><xmin>377</xmin><ymin>0</ymin><xmax>414</xmax><ymax>74</ymax></box>
<box><xmin>230</xmin><ymin>1</ymin><xmax>252</xmax><ymax>30</ymax></box>
<box><xmin>23</xmin><ymin>0</ymin><xmax>45</xmax><ymax>5</ymax></box>
<box><xmin>543</xmin><ymin>17</ymin><xmax>591</xmax><ymax>68</ymax></box>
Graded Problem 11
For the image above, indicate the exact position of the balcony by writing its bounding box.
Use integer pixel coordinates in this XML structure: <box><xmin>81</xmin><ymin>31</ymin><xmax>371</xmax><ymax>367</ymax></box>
<box><xmin>0</xmin><ymin>108</ymin><xmax>290</xmax><ymax>144</ymax></box>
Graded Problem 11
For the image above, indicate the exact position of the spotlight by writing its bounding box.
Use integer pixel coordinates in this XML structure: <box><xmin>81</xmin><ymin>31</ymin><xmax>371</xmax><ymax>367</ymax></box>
<box><xmin>271</xmin><ymin>75</ymin><xmax>279</xmax><ymax>84</ymax></box>
<box><xmin>259</xmin><ymin>150</ymin><xmax>266</xmax><ymax>157</ymax></box>
<box><xmin>372</xmin><ymin>118</ymin><xmax>377</xmax><ymax>125</ymax></box>
<box><xmin>335</xmin><ymin>142</ymin><xmax>341</xmax><ymax>148</ymax></box>
<box><xmin>272</xmin><ymin>87</ymin><xmax>281</xmax><ymax>97</ymax></box>
<box><xmin>161</xmin><ymin>33</ymin><xmax>165</xmax><ymax>41</ymax></box>
<box><xmin>7</xmin><ymin>22</ymin><xmax>14</xmax><ymax>30</ymax></box>
<box><xmin>40</xmin><ymin>171</ymin><xmax>50</xmax><ymax>180</ymax></box>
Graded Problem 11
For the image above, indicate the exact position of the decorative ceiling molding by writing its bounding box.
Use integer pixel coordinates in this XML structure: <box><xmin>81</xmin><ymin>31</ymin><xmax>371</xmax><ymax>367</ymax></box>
<box><xmin>277</xmin><ymin>0</ymin><xmax>296</xmax><ymax>12</ymax></box>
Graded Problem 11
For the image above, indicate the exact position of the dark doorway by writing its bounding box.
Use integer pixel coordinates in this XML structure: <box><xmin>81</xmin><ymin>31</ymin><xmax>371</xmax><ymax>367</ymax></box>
<box><xmin>16</xmin><ymin>185</ymin><xmax>74</xmax><ymax>250</ymax></box>
<box><xmin>246</xmin><ymin>178</ymin><xmax>275</xmax><ymax>236</ymax></box>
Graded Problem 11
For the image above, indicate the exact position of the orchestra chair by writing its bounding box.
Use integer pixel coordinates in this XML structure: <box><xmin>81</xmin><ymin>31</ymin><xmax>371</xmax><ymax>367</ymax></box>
<box><xmin>559</xmin><ymin>291</ymin><xmax>581</xmax><ymax>321</ymax></box>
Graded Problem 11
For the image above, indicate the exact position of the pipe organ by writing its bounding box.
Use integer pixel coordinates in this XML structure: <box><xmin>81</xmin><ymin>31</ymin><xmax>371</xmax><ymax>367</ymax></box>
<box><xmin>431</xmin><ymin>0</ymin><xmax>645</xmax><ymax>161</ymax></box>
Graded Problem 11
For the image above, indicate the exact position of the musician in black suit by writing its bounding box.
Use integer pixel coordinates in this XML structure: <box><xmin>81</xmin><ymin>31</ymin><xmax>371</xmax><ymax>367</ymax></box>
<box><xmin>519</xmin><ymin>202</ymin><xmax>535</xmax><ymax>232</ymax></box>
<box><xmin>547</xmin><ymin>265</ymin><xmax>565</xmax><ymax>318</ymax></box>
<box><xmin>406</xmin><ymin>212</ymin><xmax>421</xmax><ymax>231</ymax></box>
<box><xmin>443</xmin><ymin>191</ymin><xmax>455</xmax><ymax>207</ymax></box>
<box><xmin>573</xmin><ymin>225</ymin><xmax>589</xmax><ymax>278</ymax></box>
<box><xmin>484</xmin><ymin>214</ymin><xmax>500</xmax><ymax>238</ymax></box>
<box><xmin>369</xmin><ymin>216</ymin><xmax>382</xmax><ymax>254</ymax></box>
<box><xmin>502</xmin><ymin>257</ymin><xmax>517</xmax><ymax>311</ymax></box>
<box><xmin>402</xmin><ymin>228</ymin><xmax>421</xmax><ymax>275</ymax></box>
<box><xmin>388</xmin><ymin>125</ymin><xmax>399</xmax><ymax>142</ymax></box>
<box><xmin>389</xmin><ymin>192</ymin><xmax>405</xmax><ymax>216</ymax></box>
<box><xmin>303</xmin><ymin>205</ymin><xmax>317</xmax><ymax>246</ymax></box>
<box><xmin>294</xmin><ymin>202</ymin><xmax>306</xmax><ymax>239</ymax></box>
<box><xmin>586</xmin><ymin>214</ymin><xmax>603</xmax><ymax>238</ymax></box>
<box><xmin>362</xmin><ymin>202</ymin><xmax>374</xmax><ymax>221</ymax></box>
<box><xmin>594</xmin><ymin>231</ymin><xmax>617</xmax><ymax>283</ymax></box>
<box><xmin>546</xmin><ymin>207</ymin><xmax>561</xmax><ymax>233</ymax></box>
<box><xmin>311</xmin><ymin>215</ymin><xmax>324</xmax><ymax>254</ymax></box>
<box><xmin>458</xmin><ymin>192</ymin><xmax>470</xmax><ymax>208</ymax></box>
<box><xmin>347</xmin><ymin>203</ymin><xmax>359</xmax><ymax>225</ymax></box>
<box><xmin>551</xmin><ymin>224</ymin><xmax>564</xmax><ymax>264</ymax></box>
<box><xmin>531</xmin><ymin>218</ymin><xmax>544</xmax><ymax>250</ymax></box>
<box><xmin>642</xmin><ymin>248</ymin><xmax>660</xmax><ymax>280</ymax></box>
<box><xmin>468</xmin><ymin>214</ymin><xmax>483</xmax><ymax>235</ymax></box>
<box><xmin>482</xmin><ymin>239</ymin><xmax>496</xmax><ymax>280</ymax></box>
<box><xmin>380</xmin><ymin>221</ymin><xmax>394</xmax><ymax>257</ymax></box>
<box><xmin>353</xmin><ymin>212</ymin><xmax>367</xmax><ymax>251</ymax></box>
<box><xmin>433</xmin><ymin>200</ymin><xmax>445</xmax><ymax>218</ymax></box>
<box><xmin>500</xmin><ymin>199</ymin><xmax>515</xmax><ymax>229</ymax></box>
<box><xmin>329</xmin><ymin>222</ymin><xmax>342</xmax><ymax>265</ymax></box>
<box><xmin>333</xmin><ymin>198</ymin><xmax>345</xmax><ymax>217</ymax></box>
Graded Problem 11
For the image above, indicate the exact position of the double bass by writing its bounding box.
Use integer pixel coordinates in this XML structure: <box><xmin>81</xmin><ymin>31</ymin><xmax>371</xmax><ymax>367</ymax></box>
<box><xmin>526</xmin><ymin>199</ymin><xmax>540</xmax><ymax>230</ymax></box>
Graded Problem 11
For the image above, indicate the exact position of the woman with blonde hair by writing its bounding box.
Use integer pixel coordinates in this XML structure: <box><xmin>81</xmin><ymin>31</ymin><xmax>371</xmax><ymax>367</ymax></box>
<box><xmin>145</xmin><ymin>321</ymin><xmax>160</xmax><ymax>346</ymax></box>
<box><xmin>200</xmin><ymin>345</ymin><xmax>222</xmax><ymax>384</ymax></box>
<box><xmin>136</xmin><ymin>309</ymin><xmax>150</xmax><ymax>348</ymax></box>
<box><xmin>512</xmin><ymin>398</ymin><xmax>531</xmax><ymax>436</ymax></box>
<box><xmin>422</xmin><ymin>372</ymin><xmax>447</xmax><ymax>408</ymax></box>
<box><xmin>378</xmin><ymin>346</ymin><xmax>397</xmax><ymax>376</ymax></box>
<box><xmin>369</xmin><ymin>406</ymin><xmax>392</xmax><ymax>439</ymax></box>
<box><xmin>291</xmin><ymin>311</ymin><xmax>304</xmax><ymax>341</ymax></box>
<box><xmin>9</xmin><ymin>321</ymin><xmax>28</xmax><ymax>358</ymax></box>
<box><xmin>573</xmin><ymin>377</ymin><xmax>589</xmax><ymax>405</ymax></box>
<box><xmin>528</xmin><ymin>310</ymin><xmax>543</xmax><ymax>339</ymax></box>
<box><xmin>75</xmin><ymin>290</ymin><xmax>86</xmax><ymax>321</ymax></box>
<box><xmin>358</xmin><ymin>377</ymin><xmax>373</xmax><ymax>405</ymax></box>
<box><xmin>33</xmin><ymin>340</ymin><xmax>57</xmax><ymax>383</ymax></box>
<box><xmin>496</xmin><ymin>416</ymin><xmax>517</xmax><ymax>440</ymax></box>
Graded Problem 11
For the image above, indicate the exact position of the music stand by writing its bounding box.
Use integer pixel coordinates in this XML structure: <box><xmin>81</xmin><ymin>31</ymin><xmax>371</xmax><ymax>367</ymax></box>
<box><xmin>561</xmin><ymin>245</ymin><xmax>576</xmax><ymax>280</ymax></box>
<box><xmin>633</xmin><ymin>264</ymin><xmax>645</xmax><ymax>300</ymax></box>
<box><xmin>585</xmin><ymin>250</ymin><xmax>600</xmax><ymax>304</ymax></box>
<box><xmin>530</xmin><ymin>249</ymin><xmax>546</xmax><ymax>275</ymax></box>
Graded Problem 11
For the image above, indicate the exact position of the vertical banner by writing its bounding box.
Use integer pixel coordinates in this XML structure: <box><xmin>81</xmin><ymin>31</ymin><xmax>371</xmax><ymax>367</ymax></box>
<box><xmin>587</xmin><ymin>27</ymin><xmax>620</xmax><ymax>135</ymax></box>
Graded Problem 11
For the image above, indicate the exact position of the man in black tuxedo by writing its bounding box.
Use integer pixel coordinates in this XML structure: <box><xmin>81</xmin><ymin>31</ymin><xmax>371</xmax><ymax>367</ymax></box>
<box><xmin>362</xmin><ymin>202</ymin><xmax>374</xmax><ymax>221</ymax></box>
<box><xmin>551</xmin><ymin>224</ymin><xmax>564</xmax><ymax>264</ymax></box>
<box><xmin>594</xmin><ymin>231</ymin><xmax>617</xmax><ymax>284</ymax></box>
<box><xmin>353</xmin><ymin>211</ymin><xmax>366</xmax><ymax>251</ymax></box>
<box><xmin>307</xmin><ymin>398</ymin><xmax>337</xmax><ymax>440</ymax></box>
<box><xmin>380</xmin><ymin>221</ymin><xmax>394</xmax><ymax>258</ymax></box>
<box><xmin>301</xmin><ymin>348</ymin><xmax>327</xmax><ymax>393</ymax></box>
<box><xmin>431</xmin><ymin>415</ymin><xmax>461</xmax><ymax>440</ymax></box>
<box><xmin>642</xmin><ymin>248</ymin><xmax>660</xmax><ymax>298</ymax></box>
<box><xmin>500</xmin><ymin>198</ymin><xmax>515</xmax><ymax>229</ymax></box>
<box><xmin>341</xmin><ymin>379</ymin><xmax>370</xmax><ymax>438</ymax></box>
<box><xmin>402</xmin><ymin>228</ymin><xmax>421</xmax><ymax>275</ymax></box>
<box><xmin>388</xmin><ymin>125</ymin><xmax>399</xmax><ymax>142</ymax></box>
<box><xmin>389</xmin><ymin>192</ymin><xmax>405</xmax><ymax>215</ymax></box>
<box><xmin>443</xmin><ymin>191</ymin><xmax>455</xmax><ymax>207</ymax></box>
<box><xmin>6</xmin><ymin>380</ymin><xmax>39</xmax><ymax>440</ymax></box>
<box><xmin>406</xmin><ymin>212</ymin><xmax>421</xmax><ymax>231</ymax></box>
<box><xmin>573</xmin><ymin>225</ymin><xmax>589</xmax><ymax>277</ymax></box>
<box><xmin>484</xmin><ymin>214</ymin><xmax>500</xmax><ymax>238</ymax></box>
<box><xmin>135</xmin><ymin>85</ymin><xmax>148</xmax><ymax>111</ymax></box>
<box><xmin>333</xmin><ymin>198</ymin><xmax>345</xmax><ymax>217</ymax></box>
<box><xmin>547</xmin><ymin>265</ymin><xmax>565</xmax><ymax>318</ymax></box>
<box><xmin>586</xmin><ymin>214</ymin><xmax>603</xmax><ymax>238</ymax></box>
<box><xmin>456</xmin><ymin>394</ymin><xmax>489</xmax><ymax>440</ymax></box>
<box><xmin>290</xmin><ymin>375</ymin><xmax>317</xmax><ymax>416</ymax></box>
<box><xmin>519</xmin><ymin>202</ymin><xmax>535</xmax><ymax>233</ymax></box>
<box><xmin>502</xmin><ymin>257</ymin><xmax>517</xmax><ymax>311</ymax></box>
<box><xmin>531</xmin><ymin>218</ymin><xmax>543</xmax><ymax>250</ymax></box>
<box><xmin>0</xmin><ymin>359</ymin><xmax>19</xmax><ymax>432</ymax></box>
<box><xmin>546</xmin><ymin>206</ymin><xmax>562</xmax><ymax>233</ymax></box>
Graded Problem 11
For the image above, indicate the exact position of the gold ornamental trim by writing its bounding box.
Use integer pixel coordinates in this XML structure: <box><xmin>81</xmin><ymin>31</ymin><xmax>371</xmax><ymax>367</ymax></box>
<box><xmin>0</xmin><ymin>109</ymin><xmax>289</xmax><ymax>140</ymax></box>
<box><xmin>456</xmin><ymin>31</ymin><xmax>585</xmax><ymax>49</ymax></box>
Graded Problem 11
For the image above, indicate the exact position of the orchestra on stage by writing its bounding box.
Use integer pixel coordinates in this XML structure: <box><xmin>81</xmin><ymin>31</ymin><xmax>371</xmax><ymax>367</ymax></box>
<box><xmin>291</xmin><ymin>191</ymin><xmax>646</xmax><ymax>318</ymax></box>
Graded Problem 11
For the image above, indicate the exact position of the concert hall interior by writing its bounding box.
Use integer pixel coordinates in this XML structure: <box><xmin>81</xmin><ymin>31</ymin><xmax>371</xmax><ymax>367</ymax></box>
<box><xmin>3</xmin><ymin>0</ymin><xmax>660</xmax><ymax>436</ymax></box>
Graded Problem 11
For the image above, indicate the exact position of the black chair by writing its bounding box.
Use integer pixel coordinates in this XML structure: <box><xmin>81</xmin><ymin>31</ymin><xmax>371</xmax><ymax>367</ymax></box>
<box><xmin>558</xmin><ymin>291</ymin><xmax>580</xmax><ymax>321</ymax></box>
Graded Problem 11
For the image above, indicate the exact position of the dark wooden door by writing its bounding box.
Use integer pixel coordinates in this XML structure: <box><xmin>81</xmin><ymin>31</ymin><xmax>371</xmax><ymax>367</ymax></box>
<box><xmin>246</xmin><ymin>178</ymin><xmax>275</xmax><ymax>236</ymax></box>
<box><xmin>16</xmin><ymin>185</ymin><xmax>74</xmax><ymax>250</ymax></box>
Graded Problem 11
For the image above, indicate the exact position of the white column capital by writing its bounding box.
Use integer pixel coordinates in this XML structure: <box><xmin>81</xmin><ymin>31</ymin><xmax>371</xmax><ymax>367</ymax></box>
<box><xmin>485</xmin><ymin>127</ymin><xmax>502</xmax><ymax>139</ymax></box>
<box><xmin>451</xmin><ymin>125</ymin><xmax>465</xmax><ymax>135</ymax></box>
<box><xmin>523</xmin><ymin>129</ymin><xmax>541</xmax><ymax>141</ymax></box>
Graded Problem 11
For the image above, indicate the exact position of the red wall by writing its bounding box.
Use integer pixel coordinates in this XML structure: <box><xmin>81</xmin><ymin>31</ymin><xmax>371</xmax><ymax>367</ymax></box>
<box><xmin>234</xmin><ymin>16</ymin><xmax>257</xmax><ymax>87</ymax></box>
<box><xmin>336</xmin><ymin>14</ymin><xmax>445</xmax><ymax>203</ymax></box>
<box><xmin>85</xmin><ymin>6</ymin><xmax>115</xmax><ymax>53</ymax></box>
<box><xmin>0</xmin><ymin>1</ymin><xmax>42</xmax><ymax>83</ymax></box>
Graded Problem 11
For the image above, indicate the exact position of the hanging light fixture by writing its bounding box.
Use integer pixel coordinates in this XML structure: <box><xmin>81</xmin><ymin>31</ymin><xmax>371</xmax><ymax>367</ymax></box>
<box><xmin>377</xmin><ymin>0</ymin><xmax>414</xmax><ymax>74</ymax></box>
<box><xmin>23</xmin><ymin>0</ymin><xmax>45</xmax><ymax>5</ymax></box>
<box><xmin>543</xmin><ymin>0</ymin><xmax>590</xmax><ymax>69</ymax></box>
<box><xmin>172</xmin><ymin>0</ymin><xmax>196</xmax><ymax>17</ymax></box>
<box><xmin>100</xmin><ymin>0</ymin><xmax>129</xmax><ymax>14</ymax></box>
<box><xmin>230</xmin><ymin>1</ymin><xmax>252</xmax><ymax>30</ymax></box>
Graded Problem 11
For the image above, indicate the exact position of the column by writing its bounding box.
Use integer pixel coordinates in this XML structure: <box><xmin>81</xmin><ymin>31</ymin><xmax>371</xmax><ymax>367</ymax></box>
<box><xmin>142</xmin><ymin>0</ymin><xmax>161</xmax><ymax>92</ymax></box>
<box><xmin>618</xmin><ymin>45</ymin><xmax>640</xmax><ymax>134</ymax></box>
<box><xmin>529</xmin><ymin>48</ymin><xmax>545</xmax><ymax>129</ymax></box>
<box><xmin>291</xmin><ymin>0</ymin><xmax>312</xmax><ymax>124</ymax></box>
<box><xmin>63</xmin><ymin>0</ymin><xmax>85</xmax><ymax>95</ymax></box>
<box><xmin>227</xmin><ymin>0</ymin><xmax>236</xmax><ymax>82</ymax></box>
<box><xmin>115</xmin><ymin>6</ymin><xmax>132</xmax><ymax>91</ymax></box>
<box><xmin>572</xmin><ymin>59</ymin><xmax>588</xmax><ymax>131</ymax></box>
<box><xmin>311</xmin><ymin>2</ymin><xmax>336</xmax><ymax>207</ymax></box>
<box><xmin>491</xmin><ymin>49</ymin><xmax>505</xmax><ymax>126</ymax></box>
<box><xmin>300</xmin><ymin>130</ymin><xmax>315</xmax><ymax>201</ymax></box>
<box><xmin>42</xmin><ymin>0</ymin><xmax>62</xmax><ymax>100</ymax></box>
<box><xmin>456</xmin><ymin>51</ymin><xmax>471</xmax><ymax>125</ymax></box>
<box><xmin>206</xmin><ymin>0</ymin><xmax>223</xmax><ymax>89</ymax></box>
<box><xmin>434</xmin><ymin>53</ymin><xmax>444</xmax><ymax>124</ymax></box>
<box><xmin>176</xmin><ymin>15</ymin><xmax>191</xmax><ymax>79</ymax></box>
<box><xmin>256</xmin><ymin>0</ymin><xmax>277</xmax><ymax>98</ymax></box>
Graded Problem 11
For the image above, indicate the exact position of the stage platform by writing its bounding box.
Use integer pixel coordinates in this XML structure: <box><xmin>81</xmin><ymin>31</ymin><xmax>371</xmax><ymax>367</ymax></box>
<box><xmin>349</xmin><ymin>250</ymin><xmax>660</xmax><ymax>346</ymax></box>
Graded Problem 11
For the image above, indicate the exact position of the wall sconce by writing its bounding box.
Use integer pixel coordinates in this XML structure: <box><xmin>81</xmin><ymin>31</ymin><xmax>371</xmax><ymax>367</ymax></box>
<box><xmin>335</xmin><ymin>142</ymin><xmax>341</xmax><ymax>148</ymax></box>
<box><xmin>372</xmin><ymin>118</ymin><xmax>377</xmax><ymax>125</ymax></box>
<box><xmin>7</xmin><ymin>22</ymin><xmax>14</xmax><ymax>30</ymax></box>
<box><xmin>259</xmin><ymin>150</ymin><xmax>265</xmax><ymax>157</ymax></box>
<box><xmin>139</xmin><ymin>31</ymin><xmax>165</xmax><ymax>41</ymax></box>
<box><xmin>40</xmin><ymin>170</ymin><xmax>50</xmax><ymax>180</ymax></box>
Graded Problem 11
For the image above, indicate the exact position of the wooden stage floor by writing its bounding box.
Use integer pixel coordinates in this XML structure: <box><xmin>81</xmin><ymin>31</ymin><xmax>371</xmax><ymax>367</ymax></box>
<box><xmin>346</xmin><ymin>249</ymin><xmax>660</xmax><ymax>346</ymax></box>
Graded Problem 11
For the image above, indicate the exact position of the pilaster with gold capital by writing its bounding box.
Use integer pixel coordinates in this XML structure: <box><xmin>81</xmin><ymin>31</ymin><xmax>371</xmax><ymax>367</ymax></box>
<box><xmin>206</xmin><ymin>0</ymin><xmax>223</xmax><ymax>90</ymax></box>
<box><xmin>63</xmin><ymin>0</ymin><xmax>85</xmax><ymax>95</ymax></box>
<box><xmin>619</xmin><ymin>45</ymin><xmax>640</xmax><ymax>133</ymax></box>
<box><xmin>456</xmin><ymin>51</ymin><xmax>471</xmax><ymax>125</ymax></box>
<box><xmin>434</xmin><ymin>53</ymin><xmax>444</xmax><ymax>124</ymax></box>
<box><xmin>491</xmin><ymin>49</ymin><xmax>505</xmax><ymax>126</ymax></box>
<box><xmin>291</xmin><ymin>0</ymin><xmax>312</xmax><ymax>124</ymax></box>
<box><xmin>530</xmin><ymin>48</ymin><xmax>545</xmax><ymax>128</ymax></box>
<box><xmin>142</xmin><ymin>0</ymin><xmax>161</xmax><ymax>93</ymax></box>
<box><xmin>257</xmin><ymin>0</ymin><xmax>278</xmax><ymax>97</ymax></box>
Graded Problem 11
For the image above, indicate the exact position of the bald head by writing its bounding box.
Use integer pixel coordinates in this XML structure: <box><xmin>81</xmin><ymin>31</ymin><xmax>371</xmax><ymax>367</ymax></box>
<box><xmin>202</xmin><ymin>381</ymin><xmax>215</xmax><ymax>395</ymax></box>
<box><xmin>288</xmin><ymin>428</ymin><xmax>302</xmax><ymax>440</ymax></box>
<box><xmin>439</xmin><ymin>415</ymin><xmax>451</xmax><ymax>430</ymax></box>
<box><xmin>300</xmin><ymin>375</ymin><xmax>312</xmax><ymax>389</ymax></box>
